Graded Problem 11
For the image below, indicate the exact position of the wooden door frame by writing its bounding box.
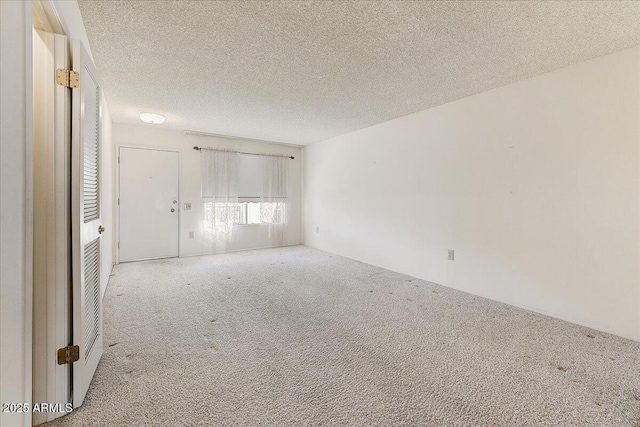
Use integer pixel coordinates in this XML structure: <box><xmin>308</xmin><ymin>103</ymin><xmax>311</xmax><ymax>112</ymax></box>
<box><xmin>116</xmin><ymin>145</ymin><xmax>182</xmax><ymax>264</ymax></box>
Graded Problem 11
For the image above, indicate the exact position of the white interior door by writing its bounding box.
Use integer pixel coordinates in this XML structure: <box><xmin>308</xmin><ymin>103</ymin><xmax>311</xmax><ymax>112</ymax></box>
<box><xmin>71</xmin><ymin>39</ymin><xmax>103</xmax><ymax>408</ymax></box>
<box><xmin>119</xmin><ymin>147</ymin><xmax>179</xmax><ymax>262</ymax></box>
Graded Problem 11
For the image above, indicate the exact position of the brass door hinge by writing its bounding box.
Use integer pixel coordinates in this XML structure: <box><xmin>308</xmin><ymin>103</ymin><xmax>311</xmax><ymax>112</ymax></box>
<box><xmin>56</xmin><ymin>69</ymin><xmax>79</xmax><ymax>88</ymax></box>
<box><xmin>57</xmin><ymin>345</ymin><xmax>80</xmax><ymax>365</ymax></box>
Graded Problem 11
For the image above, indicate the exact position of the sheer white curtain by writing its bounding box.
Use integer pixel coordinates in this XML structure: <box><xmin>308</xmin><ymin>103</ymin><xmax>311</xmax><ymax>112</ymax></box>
<box><xmin>260</xmin><ymin>155</ymin><xmax>288</xmax><ymax>247</ymax></box>
<box><xmin>201</xmin><ymin>149</ymin><xmax>239</xmax><ymax>253</ymax></box>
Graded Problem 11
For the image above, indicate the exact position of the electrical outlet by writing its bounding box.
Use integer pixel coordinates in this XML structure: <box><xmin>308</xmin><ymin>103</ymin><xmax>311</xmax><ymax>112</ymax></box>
<box><xmin>448</xmin><ymin>250</ymin><xmax>455</xmax><ymax>261</ymax></box>
<box><xmin>184</xmin><ymin>203</ymin><xmax>192</xmax><ymax>210</ymax></box>
<box><xmin>189</xmin><ymin>231</ymin><xmax>194</xmax><ymax>239</ymax></box>
<box><xmin>316</xmin><ymin>226</ymin><xmax>319</xmax><ymax>233</ymax></box>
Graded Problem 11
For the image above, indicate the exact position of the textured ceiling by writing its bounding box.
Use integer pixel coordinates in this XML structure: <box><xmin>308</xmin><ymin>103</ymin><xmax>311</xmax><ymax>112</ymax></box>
<box><xmin>78</xmin><ymin>1</ymin><xmax>640</xmax><ymax>145</ymax></box>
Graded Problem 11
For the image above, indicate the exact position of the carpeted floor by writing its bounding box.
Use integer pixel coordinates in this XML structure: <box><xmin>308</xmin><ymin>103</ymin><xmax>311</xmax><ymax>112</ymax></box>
<box><xmin>48</xmin><ymin>245</ymin><xmax>640</xmax><ymax>426</ymax></box>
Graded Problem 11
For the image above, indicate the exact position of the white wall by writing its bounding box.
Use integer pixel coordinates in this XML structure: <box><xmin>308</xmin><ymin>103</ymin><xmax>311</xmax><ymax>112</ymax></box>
<box><xmin>304</xmin><ymin>46</ymin><xmax>640</xmax><ymax>342</ymax></box>
<box><xmin>1</xmin><ymin>2</ymin><xmax>32</xmax><ymax>427</ymax></box>
<box><xmin>113</xmin><ymin>124</ymin><xmax>302</xmax><ymax>259</ymax></box>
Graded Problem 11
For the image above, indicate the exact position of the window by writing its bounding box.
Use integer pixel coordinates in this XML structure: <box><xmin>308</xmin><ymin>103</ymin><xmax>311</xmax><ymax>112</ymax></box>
<box><xmin>201</xmin><ymin>152</ymin><xmax>287</xmax><ymax>239</ymax></box>
<box><xmin>203</xmin><ymin>202</ymin><xmax>240</xmax><ymax>230</ymax></box>
<box><xmin>258</xmin><ymin>201</ymin><xmax>286</xmax><ymax>224</ymax></box>
<box><xmin>203</xmin><ymin>201</ymin><xmax>285</xmax><ymax>231</ymax></box>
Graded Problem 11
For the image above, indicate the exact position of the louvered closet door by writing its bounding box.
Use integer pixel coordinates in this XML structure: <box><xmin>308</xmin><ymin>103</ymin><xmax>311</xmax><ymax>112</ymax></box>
<box><xmin>71</xmin><ymin>40</ymin><xmax>103</xmax><ymax>408</ymax></box>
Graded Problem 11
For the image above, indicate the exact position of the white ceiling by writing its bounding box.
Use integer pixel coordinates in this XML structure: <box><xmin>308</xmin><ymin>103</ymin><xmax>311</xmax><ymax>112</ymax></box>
<box><xmin>78</xmin><ymin>1</ymin><xmax>640</xmax><ymax>146</ymax></box>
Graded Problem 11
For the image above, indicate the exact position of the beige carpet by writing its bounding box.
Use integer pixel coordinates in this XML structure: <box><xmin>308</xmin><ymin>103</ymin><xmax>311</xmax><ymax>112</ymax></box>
<box><xmin>48</xmin><ymin>246</ymin><xmax>640</xmax><ymax>426</ymax></box>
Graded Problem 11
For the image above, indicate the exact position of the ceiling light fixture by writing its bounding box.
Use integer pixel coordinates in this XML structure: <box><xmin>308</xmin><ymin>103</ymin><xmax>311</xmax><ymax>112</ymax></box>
<box><xmin>139</xmin><ymin>112</ymin><xmax>165</xmax><ymax>124</ymax></box>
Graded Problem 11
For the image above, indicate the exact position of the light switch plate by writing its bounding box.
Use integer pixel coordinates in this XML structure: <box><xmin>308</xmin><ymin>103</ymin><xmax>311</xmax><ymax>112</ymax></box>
<box><xmin>448</xmin><ymin>250</ymin><xmax>455</xmax><ymax>261</ymax></box>
<box><xmin>184</xmin><ymin>203</ymin><xmax>192</xmax><ymax>210</ymax></box>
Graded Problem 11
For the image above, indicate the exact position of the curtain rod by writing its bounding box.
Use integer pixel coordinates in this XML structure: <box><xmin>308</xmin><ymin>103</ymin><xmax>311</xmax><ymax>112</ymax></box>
<box><xmin>193</xmin><ymin>146</ymin><xmax>294</xmax><ymax>160</ymax></box>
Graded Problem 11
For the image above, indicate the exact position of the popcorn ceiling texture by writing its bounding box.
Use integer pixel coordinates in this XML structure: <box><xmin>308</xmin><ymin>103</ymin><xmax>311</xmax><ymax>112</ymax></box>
<box><xmin>77</xmin><ymin>1</ymin><xmax>640</xmax><ymax>145</ymax></box>
<box><xmin>47</xmin><ymin>246</ymin><xmax>640</xmax><ymax>426</ymax></box>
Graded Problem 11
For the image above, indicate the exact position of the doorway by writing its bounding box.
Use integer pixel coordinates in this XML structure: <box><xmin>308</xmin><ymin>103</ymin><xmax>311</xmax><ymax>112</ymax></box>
<box><xmin>118</xmin><ymin>147</ymin><xmax>180</xmax><ymax>262</ymax></box>
<box><xmin>31</xmin><ymin>12</ymin><xmax>111</xmax><ymax>420</ymax></box>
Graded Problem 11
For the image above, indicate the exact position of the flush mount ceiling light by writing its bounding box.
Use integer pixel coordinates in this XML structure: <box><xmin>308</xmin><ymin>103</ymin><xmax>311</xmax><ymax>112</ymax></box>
<box><xmin>139</xmin><ymin>112</ymin><xmax>165</xmax><ymax>124</ymax></box>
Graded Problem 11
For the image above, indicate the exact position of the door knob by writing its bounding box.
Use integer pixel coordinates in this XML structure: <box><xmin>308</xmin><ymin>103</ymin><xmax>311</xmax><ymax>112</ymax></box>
<box><xmin>171</xmin><ymin>208</ymin><xmax>175</xmax><ymax>212</ymax></box>
<box><xmin>98</xmin><ymin>225</ymin><xmax>105</xmax><ymax>234</ymax></box>
<box><xmin>173</xmin><ymin>200</ymin><xmax>177</xmax><ymax>204</ymax></box>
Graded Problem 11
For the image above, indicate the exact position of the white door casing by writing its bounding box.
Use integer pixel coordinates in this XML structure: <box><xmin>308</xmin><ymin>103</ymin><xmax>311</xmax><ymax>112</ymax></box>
<box><xmin>118</xmin><ymin>147</ymin><xmax>180</xmax><ymax>262</ymax></box>
<box><xmin>32</xmin><ymin>28</ymin><xmax>72</xmax><ymax>424</ymax></box>
<box><xmin>71</xmin><ymin>39</ymin><xmax>103</xmax><ymax>408</ymax></box>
